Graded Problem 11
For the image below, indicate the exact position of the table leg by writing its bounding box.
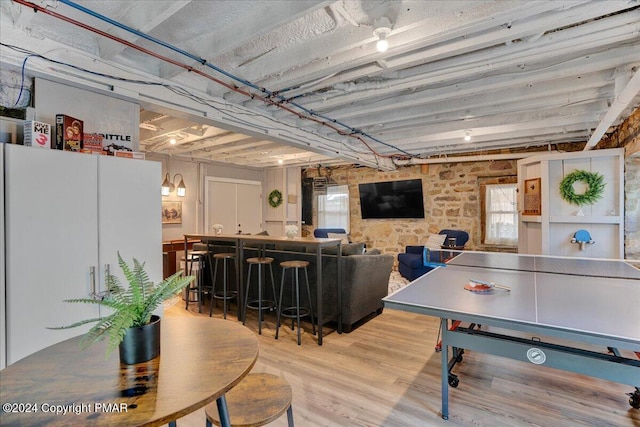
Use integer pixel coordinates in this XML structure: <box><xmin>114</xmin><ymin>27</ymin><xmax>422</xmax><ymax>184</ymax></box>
<box><xmin>441</xmin><ymin>317</ymin><xmax>449</xmax><ymax>420</ymax></box>
<box><xmin>316</xmin><ymin>246</ymin><xmax>323</xmax><ymax>345</ymax></box>
<box><xmin>337</xmin><ymin>243</ymin><xmax>342</xmax><ymax>334</ymax></box>
<box><xmin>216</xmin><ymin>395</ymin><xmax>232</xmax><ymax>427</ymax></box>
<box><xmin>236</xmin><ymin>241</ymin><xmax>244</xmax><ymax>321</ymax></box>
<box><xmin>183</xmin><ymin>236</ymin><xmax>188</xmax><ymax>268</ymax></box>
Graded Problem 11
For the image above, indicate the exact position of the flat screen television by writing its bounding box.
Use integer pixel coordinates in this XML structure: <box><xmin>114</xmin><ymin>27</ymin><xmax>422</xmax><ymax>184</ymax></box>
<box><xmin>358</xmin><ymin>179</ymin><xmax>425</xmax><ymax>219</ymax></box>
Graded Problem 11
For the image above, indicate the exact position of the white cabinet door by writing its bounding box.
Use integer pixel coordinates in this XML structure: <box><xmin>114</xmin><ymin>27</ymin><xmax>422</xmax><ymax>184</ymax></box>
<box><xmin>97</xmin><ymin>155</ymin><xmax>162</xmax><ymax>289</ymax></box>
<box><xmin>4</xmin><ymin>145</ymin><xmax>99</xmax><ymax>365</ymax></box>
<box><xmin>0</xmin><ymin>145</ymin><xmax>6</xmax><ymax>368</ymax></box>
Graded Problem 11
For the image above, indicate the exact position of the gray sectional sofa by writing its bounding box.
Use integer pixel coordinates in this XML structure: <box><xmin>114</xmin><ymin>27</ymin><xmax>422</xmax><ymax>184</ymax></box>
<box><xmin>193</xmin><ymin>242</ymin><xmax>394</xmax><ymax>332</ymax></box>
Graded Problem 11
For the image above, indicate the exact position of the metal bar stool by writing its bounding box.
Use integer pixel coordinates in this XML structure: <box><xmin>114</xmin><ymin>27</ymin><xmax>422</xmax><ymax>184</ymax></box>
<box><xmin>243</xmin><ymin>257</ymin><xmax>277</xmax><ymax>335</ymax></box>
<box><xmin>204</xmin><ymin>373</ymin><xmax>294</xmax><ymax>427</ymax></box>
<box><xmin>276</xmin><ymin>260</ymin><xmax>315</xmax><ymax>345</ymax></box>
<box><xmin>183</xmin><ymin>250</ymin><xmax>212</xmax><ymax>313</ymax></box>
<box><xmin>209</xmin><ymin>252</ymin><xmax>237</xmax><ymax>319</ymax></box>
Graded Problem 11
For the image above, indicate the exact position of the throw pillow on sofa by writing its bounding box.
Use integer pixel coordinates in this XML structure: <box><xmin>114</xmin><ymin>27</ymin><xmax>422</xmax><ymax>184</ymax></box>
<box><xmin>422</xmin><ymin>233</ymin><xmax>447</xmax><ymax>267</ymax></box>
<box><xmin>327</xmin><ymin>232</ymin><xmax>350</xmax><ymax>244</ymax></box>
<box><xmin>424</xmin><ymin>233</ymin><xmax>446</xmax><ymax>249</ymax></box>
<box><xmin>322</xmin><ymin>242</ymin><xmax>365</xmax><ymax>255</ymax></box>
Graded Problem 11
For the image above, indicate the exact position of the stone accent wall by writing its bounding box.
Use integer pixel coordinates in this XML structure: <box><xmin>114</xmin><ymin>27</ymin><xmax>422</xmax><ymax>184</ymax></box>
<box><xmin>303</xmin><ymin>159</ymin><xmax>517</xmax><ymax>258</ymax></box>
<box><xmin>305</xmin><ymin>107</ymin><xmax>640</xmax><ymax>261</ymax></box>
<box><xmin>625</xmin><ymin>157</ymin><xmax>640</xmax><ymax>259</ymax></box>
<box><xmin>598</xmin><ymin>106</ymin><xmax>640</xmax><ymax>259</ymax></box>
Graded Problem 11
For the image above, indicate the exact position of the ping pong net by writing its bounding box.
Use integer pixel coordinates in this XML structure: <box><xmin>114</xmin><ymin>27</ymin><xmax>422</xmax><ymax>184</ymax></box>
<box><xmin>445</xmin><ymin>251</ymin><xmax>640</xmax><ymax>280</ymax></box>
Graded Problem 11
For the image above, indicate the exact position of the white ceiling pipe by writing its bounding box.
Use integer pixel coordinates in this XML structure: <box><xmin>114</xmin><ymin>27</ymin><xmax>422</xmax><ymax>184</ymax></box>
<box><xmin>393</xmin><ymin>151</ymin><xmax>549</xmax><ymax>166</ymax></box>
<box><xmin>584</xmin><ymin>67</ymin><xmax>640</xmax><ymax>150</ymax></box>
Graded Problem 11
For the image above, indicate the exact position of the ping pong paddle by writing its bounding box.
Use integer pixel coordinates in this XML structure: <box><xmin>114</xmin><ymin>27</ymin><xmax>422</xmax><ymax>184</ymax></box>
<box><xmin>465</xmin><ymin>279</ymin><xmax>511</xmax><ymax>292</ymax></box>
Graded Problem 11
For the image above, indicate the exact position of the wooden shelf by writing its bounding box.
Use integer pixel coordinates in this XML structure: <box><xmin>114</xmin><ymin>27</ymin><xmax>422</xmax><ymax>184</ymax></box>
<box><xmin>521</xmin><ymin>215</ymin><xmax>542</xmax><ymax>223</ymax></box>
<box><xmin>549</xmin><ymin>216</ymin><xmax>621</xmax><ymax>224</ymax></box>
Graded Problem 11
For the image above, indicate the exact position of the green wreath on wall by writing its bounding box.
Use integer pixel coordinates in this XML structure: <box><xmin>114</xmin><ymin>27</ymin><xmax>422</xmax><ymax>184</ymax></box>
<box><xmin>559</xmin><ymin>170</ymin><xmax>605</xmax><ymax>206</ymax></box>
<box><xmin>268</xmin><ymin>189</ymin><xmax>283</xmax><ymax>208</ymax></box>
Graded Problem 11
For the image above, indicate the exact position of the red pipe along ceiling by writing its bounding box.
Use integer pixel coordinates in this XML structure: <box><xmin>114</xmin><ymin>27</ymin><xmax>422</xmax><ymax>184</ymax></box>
<box><xmin>12</xmin><ymin>0</ymin><xmax>402</xmax><ymax>161</ymax></box>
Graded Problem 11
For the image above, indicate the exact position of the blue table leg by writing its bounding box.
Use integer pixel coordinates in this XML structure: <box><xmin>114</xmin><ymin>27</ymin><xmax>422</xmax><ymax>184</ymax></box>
<box><xmin>216</xmin><ymin>395</ymin><xmax>232</xmax><ymax>427</ymax></box>
<box><xmin>441</xmin><ymin>318</ymin><xmax>449</xmax><ymax>420</ymax></box>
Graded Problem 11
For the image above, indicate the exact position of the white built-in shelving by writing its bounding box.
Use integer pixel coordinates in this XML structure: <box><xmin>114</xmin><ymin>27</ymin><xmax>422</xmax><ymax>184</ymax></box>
<box><xmin>518</xmin><ymin>148</ymin><xmax>624</xmax><ymax>258</ymax></box>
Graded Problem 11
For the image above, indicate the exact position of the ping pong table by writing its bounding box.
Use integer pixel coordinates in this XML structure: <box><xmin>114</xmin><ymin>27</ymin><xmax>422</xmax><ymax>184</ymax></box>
<box><xmin>383</xmin><ymin>251</ymin><xmax>640</xmax><ymax>420</ymax></box>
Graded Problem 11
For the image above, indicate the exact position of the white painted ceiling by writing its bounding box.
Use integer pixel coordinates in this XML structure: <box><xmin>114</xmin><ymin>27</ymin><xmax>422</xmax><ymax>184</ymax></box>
<box><xmin>1</xmin><ymin>0</ymin><xmax>639</xmax><ymax>170</ymax></box>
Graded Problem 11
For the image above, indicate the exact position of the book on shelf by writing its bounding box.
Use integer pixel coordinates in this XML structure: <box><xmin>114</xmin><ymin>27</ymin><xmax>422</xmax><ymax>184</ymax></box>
<box><xmin>114</xmin><ymin>150</ymin><xmax>145</xmax><ymax>159</ymax></box>
<box><xmin>80</xmin><ymin>133</ymin><xmax>105</xmax><ymax>155</ymax></box>
<box><xmin>55</xmin><ymin>114</ymin><xmax>83</xmax><ymax>151</ymax></box>
<box><xmin>23</xmin><ymin>120</ymin><xmax>51</xmax><ymax>149</ymax></box>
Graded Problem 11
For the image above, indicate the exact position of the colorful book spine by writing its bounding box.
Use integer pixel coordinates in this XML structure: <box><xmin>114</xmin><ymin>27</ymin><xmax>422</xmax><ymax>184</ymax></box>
<box><xmin>55</xmin><ymin>114</ymin><xmax>83</xmax><ymax>151</ymax></box>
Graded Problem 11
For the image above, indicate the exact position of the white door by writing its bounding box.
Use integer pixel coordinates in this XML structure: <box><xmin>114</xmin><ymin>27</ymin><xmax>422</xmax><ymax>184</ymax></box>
<box><xmin>236</xmin><ymin>182</ymin><xmax>262</xmax><ymax>234</ymax></box>
<box><xmin>97</xmin><ymin>155</ymin><xmax>162</xmax><ymax>290</ymax></box>
<box><xmin>4</xmin><ymin>145</ymin><xmax>100</xmax><ymax>365</ymax></box>
<box><xmin>207</xmin><ymin>180</ymin><xmax>238</xmax><ymax>233</ymax></box>
<box><xmin>205</xmin><ymin>178</ymin><xmax>262</xmax><ymax>234</ymax></box>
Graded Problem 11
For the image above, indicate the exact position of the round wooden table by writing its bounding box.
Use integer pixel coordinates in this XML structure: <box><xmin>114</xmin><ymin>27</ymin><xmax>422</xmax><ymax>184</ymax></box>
<box><xmin>0</xmin><ymin>316</ymin><xmax>258</xmax><ymax>426</ymax></box>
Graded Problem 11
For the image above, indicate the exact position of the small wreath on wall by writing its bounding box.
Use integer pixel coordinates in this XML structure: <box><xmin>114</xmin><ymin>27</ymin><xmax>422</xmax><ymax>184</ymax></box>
<box><xmin>559</xmin><ymin>170</ymin><xmax>605</xmax><ymax>206</ymax></box>
<box><xmin>268</xmin><ymin>189</ymin><xmax>283</xmax><ymax>208</ymax></box>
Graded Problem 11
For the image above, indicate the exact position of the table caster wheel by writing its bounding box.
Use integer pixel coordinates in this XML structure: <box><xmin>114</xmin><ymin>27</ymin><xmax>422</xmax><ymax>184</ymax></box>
<box><xmin>455</xmin><ymin>354</ymin><xmax>463</xmax><ymax>363</ymax></box>
<box><xmin>448</xmin><ymin>374</ymin><xmax>459</xmax><ymax>388</ymax></box>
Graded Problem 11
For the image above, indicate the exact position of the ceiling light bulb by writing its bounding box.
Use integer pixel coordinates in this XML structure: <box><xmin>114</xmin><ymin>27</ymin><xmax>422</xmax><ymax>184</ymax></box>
<box><xmin>376</xmin><ymin>38</ymin><xmax>389</xmax><ymax>52</ymax></box>
<box><xmin>169</xmin><ymin>138</ymin><xmax>176</xmax><ymax>145</ymax></box>
<box><xmin>373</xmin><ymin>17</ymin><xmax>392</xmax><ymax>53</ymax></box>
<box><xmin>278</xmin><ymin>159</ymin><xmax>284</xmax><ymax>164</ymax></box>
<box><xmin>464</xmin><ymin>131</ymin><xmax>471</xmax><ymax>142</ymax></box>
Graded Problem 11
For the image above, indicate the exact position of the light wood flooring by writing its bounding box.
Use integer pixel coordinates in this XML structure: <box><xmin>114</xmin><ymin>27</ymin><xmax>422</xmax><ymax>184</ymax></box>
<box><xmin>165</xmin><ymin>297</ymin><xmax>639</xmax><ymax>427</ymax></box>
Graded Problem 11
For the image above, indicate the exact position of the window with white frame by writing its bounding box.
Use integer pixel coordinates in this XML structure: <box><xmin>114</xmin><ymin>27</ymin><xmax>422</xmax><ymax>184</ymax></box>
<box><xmin>484</xmin><ymin>183</ymin><xmax>518</xmax><ymax>246</ymax></box>
<box><xmin>317</xmin><ymin>185</ymin><xmax>350</xmax><ymax>232</ymax></box>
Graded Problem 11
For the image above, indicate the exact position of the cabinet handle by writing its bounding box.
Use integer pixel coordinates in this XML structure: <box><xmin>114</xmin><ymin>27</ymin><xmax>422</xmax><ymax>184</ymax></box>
<box><xmin>103</xmin><ymin>263</ymin><xmax>112</xmax><ymax>299</ymax></box>
<box><xmin>89</xmin><ymin>266</ymin><xmax>97</xmax><ymax>298</ymax></box>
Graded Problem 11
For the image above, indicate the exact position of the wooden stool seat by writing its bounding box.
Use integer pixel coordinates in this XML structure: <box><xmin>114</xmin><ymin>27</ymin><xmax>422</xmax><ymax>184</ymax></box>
<box><xmin>279</xmin><ymin>260</ymin><xmax>309</xmax><ymax>269</ymax></box>
<box><xmin>190</xmin><ymin>250</ymin><xmax>210</xmax><ymax>256</ymax></box>
<box><xmin>213</xmin><ymin>253</ymin><xmax>236</xmax><ymax>260</ymax></box>
<box><xmin>246</xmin><ymin>257</ymin><xmax>274</xmax><ymax>264</ymax></box>
<box><xmin>205</xmin><ymin>373</ymin><xmax>294</xmax><ymax>427</ymax></box>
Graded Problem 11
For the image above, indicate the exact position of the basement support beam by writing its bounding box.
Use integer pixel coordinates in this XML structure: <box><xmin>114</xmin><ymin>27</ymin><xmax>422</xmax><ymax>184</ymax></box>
<box><xmin>584</xmin><ymin>67</ymin><xmax>640</xmax><ymax>150</ymax></box>
<box><xmin>394</xmin><ymin>151</ymin><xmax>550</xmax><ymax>166</ymax></box>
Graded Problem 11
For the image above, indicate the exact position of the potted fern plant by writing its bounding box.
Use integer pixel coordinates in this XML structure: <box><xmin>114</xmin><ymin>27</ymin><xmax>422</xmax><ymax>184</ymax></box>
<box><xmin>49</xmin><ymin>252</ymin><xmax>194</xmax><ymax>364</ymax></box>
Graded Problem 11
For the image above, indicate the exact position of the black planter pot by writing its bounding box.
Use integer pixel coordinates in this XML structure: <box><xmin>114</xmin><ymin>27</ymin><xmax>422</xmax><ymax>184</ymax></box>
<box><xmin>119</xmin><ymin>315</ymin><xmax>161</xmax><ymax>365</ymax></box>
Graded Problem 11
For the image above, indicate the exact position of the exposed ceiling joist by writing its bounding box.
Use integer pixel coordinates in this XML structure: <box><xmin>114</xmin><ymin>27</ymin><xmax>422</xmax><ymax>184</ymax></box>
<box><xmin>1</xmin><ymin>0</ymin><xmax>638</xmax><ymax>169</ymax></box>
